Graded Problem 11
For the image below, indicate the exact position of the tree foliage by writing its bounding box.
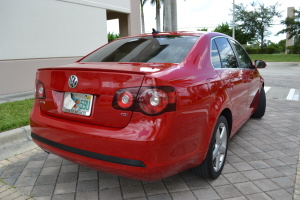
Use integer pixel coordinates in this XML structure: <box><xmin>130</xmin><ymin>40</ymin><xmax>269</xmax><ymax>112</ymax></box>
<box><xmin>108</xmin><ymin>32</ymin><xmax>120</xmax><ymax>42</ymax></box>
<box><xmin>277</xmin><ymin>8</ymin><xmax>300</xmax><ymax>40</ymax></box>
<box><xmin>234</xmin><ymin>2</ymin><xmax>282</xmax><ymax>53</ymax></box>
<box><xmin>213</xmin><ymin>22</ymin><xmax>252</xmax><ymax>44</ymax></box>
<box><xmin>197</xmin><ymin>28</ymin><xmax>208</xmax><ymax>31</ymax></box>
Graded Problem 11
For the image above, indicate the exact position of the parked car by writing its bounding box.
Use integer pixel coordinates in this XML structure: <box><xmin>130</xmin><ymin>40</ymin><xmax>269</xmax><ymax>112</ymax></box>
<box><xmin>30</xmin><ymin>31</ymin><xmax>266</xmax><ymax>181</ymax></box>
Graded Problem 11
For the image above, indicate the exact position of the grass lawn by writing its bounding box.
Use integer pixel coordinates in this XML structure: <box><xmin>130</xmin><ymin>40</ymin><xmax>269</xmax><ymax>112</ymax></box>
<box><xmin>249</xmin><ymin>54</ymin><xmax>300</xmax><ymax>62</ymax></box>
<box><xmin>0</xmin><ymin>98</ymin><xmax>34</xmax><ymax>132</ymax></box>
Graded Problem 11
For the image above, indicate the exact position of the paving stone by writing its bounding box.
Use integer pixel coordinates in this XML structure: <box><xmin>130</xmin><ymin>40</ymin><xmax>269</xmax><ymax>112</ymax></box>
<box><xmin>214</xmin><ymin>185</ymin><xmax>242</xmax><ymax>199</ymax></box>
<box><xmin>249</xmin><ymin>160</ymin><xmax>270</xmax><ymax>169</ymax></box>
<box><xmin>1</xmin><ymin>177</ymin><xmax>18</xmax><ymax>186</ymax></box>
<box><xmin>121</xmin><ymin>184</ymin><xmax>146</xmax><ymax>199</ymax></box>
<box><xmin>57</xmin><ymin>172</ymin><xmax>78</xmax><ymax>183</ymax></box>
<box><xmin>170</xmin><ymin>190</ymin><xmax>197</xmax><ymax>200</ymax></box>
<box><xmin>223</xmin><ymin>196</ymin><xmax>247</xmax><ymax>200</ymax></box>
<box><xmin>234</xmin><ymin>182</ymin><xmax>262</xmax><ymax>195</ymax></box>
<box><xmin>76</xmin><ymin>190</ymin><xmax>98</xmax><ymax>200</ymax></box>
<box><xmin>77</xmin><ymin>179</ymin><xmax>98</xmax><ymax>192</ymax></box>
<box><xmin>267</xmin><ymin>150</ymin><xmax>288</xmax><ymax>158</ymax></box>
<box><xmin>19</xmin><ymin>167</ymin><xmax>42</xmax><ymax>177</ymax></box>
<box><xmin>54</xmin><ymin>182</ymin><xmax>76</xmax><ymax>194</ymax></box>
<box><xmin>99</xmin><ymin>171</ymin><xmax>119</xmax><ymax>179</ymax></box>
<box><xmin>40</xmin><ymin>166</ymin><xmax>60</xmax><ymax>176</ymax></box>
<box><xmin>193</xmin><ymin>187</ymin><xmax>220</xmax><ymax>199</ymax></box>
<box><xmin>223</xmin><ymin>163</ymin><xmax>238</xmax><ymax>174</ymax></box>
<box><xmin>29</xmin><ymin>153</ymin><xmax>49</xmax><ymax>161</ymax></box>
<box><xmin>36</xmin><ymin>175</ymin><xmax>58</xmax><ymax>185</ymax></box>
<box><xmin>242</xmin><ymin>170</ymin><xmax>266</xmax><ymax>181</ymax></box>
<box><xmin>253</xmin><ymin>152</ymin><xmax>273</xmax><ymax>160</ymax></box>
<box><xmin>31</xmin><ymin>184</ymin><xmax>55</xmax><ymax>197</ymax></box>
<box><xmin>224</xmin><ymin>172</ymin><xmax>249</xmax><ymax>184</ymax></box>
<box><xmin>227</xmin><ymin>155</ymin><xmax>244</xmax><ymax>163</ymax></box>
<box><xmin>78</xmin><ymin>170</ymin><xmax>98</xmax><ymax>181</ymax></box>
<box><xmin>267</xmin><ymin>189</ymin><xmax>293</xmax><ymax>200</ymax></box>
<box><xmin>148</xmin><ymin>193</ymin><xmax>172</xmax><ymax>200</ymax></box>
<box><xmin>44</xmin><ymin>158</ymin><xmax>63</xmax><ymax>167</ymax></box>
<box><xmin>231</xmin><ymin>162</ymin><xmax>254</xmax><ymax>172</ymax></box>
<box><xmin>62</xmin><ymin>159</ymin><xmax>75</xmax><ymax>166</ymax></box>
<box><xmin>143</xmin><ymin>182</ymin><xmax>168</xmax><ymax>195</ymax></box>
<box><xmin>262</xmin><ymin>158</ymin><xmax>286</xmax><ymax>167</ymax></box>
<box><xmin>164</xmin><ymin>178</ymin><xmax>189</xmax><ymax>192</ymax></box>
<box><xmin>179</xmin><ymin>170</ymin><xmax>198</xmax><ymax>180</ymax></box>
<box><xmin>275</xmin><ymin>165</ymin><xmax>296</xmax><ymax>176</ymax></box>
<box><xmin>99</xmin><ymin>188</ymin><xmax>122</xmax><ymax>200</ymax></box>
<box><xmin>60</xmin><ymin>164</ymin><xmax>79</xmax><ymax>174</ymax></box>
<box><xmin>14</xmin><ymin>176</ymin><xmax>38</xmax><ymax>187</ymax></box>
<box><xmin>259</xmin><ymin>168</ymin><xmax>285</xmax><ymax>178</ymax></box>
<box><xmin>0</xmin><ymin>187</ymin><xmax>15</xmax><ymax>199</ymax></box>
<box><xmin>247</xmin><ymin>192</ymin><xmax>272</xmax><ymax>200</ymax></box>
<box><xmin>52</xmin><ymin>193</ymin><xmax>75</xmax><ymax>200</ymax></box>
<box><xmin>253</xmin><ymin>179</ymin><xmax>281</xmax><ymax>191</ymax></box>
<box><xmin>271</xmin><ymin>177</ymin><xmax>295</xmax><ymax>189</ymax></box>
<box><xmin>239</xmin><ymin>154</ymin><xmax>260</xmax><ymax>162</ymax></box>
<box><xmin>0</xmin><ymin>168</ymin><xmax>23</xmax><ymax>178</ymax></box>
<box><xmin>119</xmin><ymin>176</ymin><xmax>142</xmax><ymax>186</ymax></box>
<box><xmin>99</xmin><ymin>176</ymin><xmax>120</xmax><ymax>189</ymax></box>
<box><xmin>79</xmin><ymin>165</ymin><xmax>94</xmax><ymax>172</ymax></box>
<box><xmin>162</xmin><ymin>174</ymin><xmax>182</xmax><ymax>182</ymax></box>
<box><xmin>205</xmin><ymin>175</ymin><xmax>229</xmax><ymax>187</ymax></box>
<box><xmin>184</xmin><ymin>177</ymin><xmax>210</xmax><ymax>189</ymax></box>
<box><xmin>25</xmin><ymin>160</ymin><xmax>45</xmax><ymax>169</ymax></box>
<box><xmin>15</xmin><ymin>185</ymin><xmax>33</xmax><ymax>196</ymax></box>
<box><xmin>278</xmin><ymin>156</ymin><xmax>297</xmax><ymax>165</ymax></box>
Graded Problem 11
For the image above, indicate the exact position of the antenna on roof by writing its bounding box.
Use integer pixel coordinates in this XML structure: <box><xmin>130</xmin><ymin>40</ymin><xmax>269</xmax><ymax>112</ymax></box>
<box><xmin>152</xmin><ymin>28</ymin><xmax>159</xmax><ymax>34</ymax></box>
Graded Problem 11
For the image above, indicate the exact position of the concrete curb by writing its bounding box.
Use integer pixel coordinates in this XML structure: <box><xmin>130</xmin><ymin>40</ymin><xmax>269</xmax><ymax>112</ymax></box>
<box><xmin>0</xmin><ymin>126</ymin><xmax>32</xmax><ymax>149</ymax></box>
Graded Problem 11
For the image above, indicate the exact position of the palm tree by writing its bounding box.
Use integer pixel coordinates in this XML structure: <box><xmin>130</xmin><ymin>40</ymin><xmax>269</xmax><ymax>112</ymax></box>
<box><xmin>140</xmin><ymin>0</ymin><xmax>148</xmax><ymax>33</ymax></box>
<box><xmin>151</xmin><ymin>0</ymin><xmax>164</xmax><ymax>31</ymax></box>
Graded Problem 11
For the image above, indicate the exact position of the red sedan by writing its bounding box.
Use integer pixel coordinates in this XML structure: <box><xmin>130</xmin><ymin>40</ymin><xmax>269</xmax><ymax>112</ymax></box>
<box><xmin>30</xmin><ymin>31</ymin><xmax>266</xmax><ymax>181</ymax></box>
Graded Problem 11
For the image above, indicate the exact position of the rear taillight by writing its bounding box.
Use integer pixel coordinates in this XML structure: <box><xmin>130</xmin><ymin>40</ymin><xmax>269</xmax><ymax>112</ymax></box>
<box><xmin>113</xmin><ymin>86</ymin><xmax>176</xmax><ymax>116</ymax></box>
<box><xmin>35</xmin><ymin>80</ymin><xmax>45</xmax><ymax>99</ymax></box>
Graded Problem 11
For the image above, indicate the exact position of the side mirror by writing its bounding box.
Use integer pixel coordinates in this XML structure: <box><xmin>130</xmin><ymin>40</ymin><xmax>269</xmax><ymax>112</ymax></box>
<box><xmin>254</xmin><ymin>60</ymin><xmax>266</xmax><ymax>68</ymax></box>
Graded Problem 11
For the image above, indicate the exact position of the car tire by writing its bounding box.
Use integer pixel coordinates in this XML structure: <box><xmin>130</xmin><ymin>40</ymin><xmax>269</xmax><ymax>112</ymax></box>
<box><xmin>191</xmin><ymin>116</ymin><xmax>228</xmax><ymax>179</ymax></box>
<box><xmin>251</xmin><ymin>87</ymin><xmax>266</xmax><ymax>118</ymax></box>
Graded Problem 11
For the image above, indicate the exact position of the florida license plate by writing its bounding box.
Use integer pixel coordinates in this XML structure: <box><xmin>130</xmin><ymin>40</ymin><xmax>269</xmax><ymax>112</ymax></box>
<box><xmin>62</xmin><ymin>92</ymin><xmax>93</xmax><ymax>116</ymax></box>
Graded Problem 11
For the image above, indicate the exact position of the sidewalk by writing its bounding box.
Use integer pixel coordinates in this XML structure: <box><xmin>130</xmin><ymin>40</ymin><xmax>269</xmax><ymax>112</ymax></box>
<box><xmin>1</xmin><ymin>93</ymin><xmax>300</xmax><ymax>199</ymax></box>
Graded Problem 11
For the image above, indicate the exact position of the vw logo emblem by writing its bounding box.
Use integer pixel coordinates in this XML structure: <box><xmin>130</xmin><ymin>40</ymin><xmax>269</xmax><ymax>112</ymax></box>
<box><xmin>68</xmin><ymin>75</ymin><xmax>78</xmax><ymax>88</ymax></box>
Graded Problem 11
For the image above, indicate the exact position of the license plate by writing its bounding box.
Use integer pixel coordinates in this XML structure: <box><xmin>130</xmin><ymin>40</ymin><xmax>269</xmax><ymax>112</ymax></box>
<box><xmin>62</xmin><ymin>92</ymin><xmax>93</xmax><ymax>116</ymax></box>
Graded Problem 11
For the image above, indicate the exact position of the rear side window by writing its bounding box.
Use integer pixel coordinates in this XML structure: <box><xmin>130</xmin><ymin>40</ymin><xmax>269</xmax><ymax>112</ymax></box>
<box><xmin>211</xmin><ymin>40</ymin><xmax>222</xmax><ymax>68</ymax></box>
<box><xmin>80</xmin><ymin>36</ymin><xmax>198</xmax><ymax>63</ymax></box>
<box><xmin>231</xmin><ymin>40</ymin><xmax>253</xmax><ymax>69</ymax></box>
<box><xmin>213</xmin><ymin>38</ymin><xmax>238</xmax><ymax>68</ymax></box>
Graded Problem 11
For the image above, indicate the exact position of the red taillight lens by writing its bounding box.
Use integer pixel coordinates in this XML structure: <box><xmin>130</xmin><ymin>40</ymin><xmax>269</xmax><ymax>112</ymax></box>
<box><xmin>139</xmin><ymin>88</ymin><xmax>168</xmax><ymax>114</ymax></box>
<box><xmin>117</xmin><ymin>91</ymin><xmax>134</xmax><ymax>109</ymax></box>
<box><xmin>113</xmin><ymin>86</ymin><xmax>176</xmax><ymax>116</ymax></box>
<box><xmin>35</xmin><ymin>80</ymin><xmax>45</xmax><ymax>99</ymax></box>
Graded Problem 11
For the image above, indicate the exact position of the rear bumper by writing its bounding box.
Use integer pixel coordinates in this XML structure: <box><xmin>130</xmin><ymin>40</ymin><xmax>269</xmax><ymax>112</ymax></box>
<box><xmin>30</xmin><ymin>102</ymin><xmax>208</xmax><ymax>181</ymax></box>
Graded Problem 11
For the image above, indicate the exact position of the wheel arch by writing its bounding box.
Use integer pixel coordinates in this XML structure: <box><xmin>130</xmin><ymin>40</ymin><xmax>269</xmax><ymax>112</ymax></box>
<box><xmin>219</xmin><ymin>108</ymin><xmax>233</xmax><ymax>138</ymax></box>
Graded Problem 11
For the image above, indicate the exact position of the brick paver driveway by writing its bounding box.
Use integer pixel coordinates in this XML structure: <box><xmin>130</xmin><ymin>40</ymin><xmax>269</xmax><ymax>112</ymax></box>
<box><xmin>1</xmin><ymin>99</ymin><xmax>300</xmax><ymax>200</ymax></box>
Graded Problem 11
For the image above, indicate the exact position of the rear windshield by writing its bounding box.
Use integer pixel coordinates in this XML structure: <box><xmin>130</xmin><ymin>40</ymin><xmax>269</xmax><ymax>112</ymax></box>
<box><xmin>80</xmin><ymin>35</ymin><xmax>198</xmax><ymax>63</ymax></box>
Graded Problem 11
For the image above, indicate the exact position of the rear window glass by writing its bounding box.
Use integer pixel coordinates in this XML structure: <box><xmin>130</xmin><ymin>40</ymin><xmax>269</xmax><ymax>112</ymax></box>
<box><xmin>80</xmin><ymin>36</ymin><xmax>198</xmax><ymax>63</ymax></box>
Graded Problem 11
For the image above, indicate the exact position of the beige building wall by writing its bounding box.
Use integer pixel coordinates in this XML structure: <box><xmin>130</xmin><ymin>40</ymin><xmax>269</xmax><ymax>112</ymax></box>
<box><xmin>0</xmin><ymin>0</ymin><xmax>141</xmax><ymax>95</ymax></box>
<box><xmin>286</xmin><ymin>7</ymin><xmax>295</xmax><ymax>54</ymax></box>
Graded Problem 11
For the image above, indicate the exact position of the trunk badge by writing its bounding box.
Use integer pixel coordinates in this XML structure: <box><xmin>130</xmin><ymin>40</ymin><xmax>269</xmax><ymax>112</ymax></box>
<box><xmin>68</xmin><ymin>75</ymin><xmax>78</xmax><ymax>88</ymax></box>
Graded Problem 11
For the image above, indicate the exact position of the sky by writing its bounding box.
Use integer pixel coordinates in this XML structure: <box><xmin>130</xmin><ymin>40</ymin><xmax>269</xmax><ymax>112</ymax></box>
<box><xmin>107</xmin><ymin>0</ymin><xmax>300</xmax><ymax>43</ymax></box>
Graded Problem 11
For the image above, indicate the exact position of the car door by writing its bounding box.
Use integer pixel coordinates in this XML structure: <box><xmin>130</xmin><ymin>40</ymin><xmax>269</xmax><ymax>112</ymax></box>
<box><xmin>211</xmin><ymin>37</ymin><xmax>249</xmax><ymax>130</ymax></box>
<box><xmin>230</xmin><ymin>40</ymin><xmax>261</xmax><ymax>115</ymax></box>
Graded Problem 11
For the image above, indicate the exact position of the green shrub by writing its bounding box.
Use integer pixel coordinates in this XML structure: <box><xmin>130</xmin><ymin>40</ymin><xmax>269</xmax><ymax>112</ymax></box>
<box><xmin>264</xmin><ymin>47</ymin><xmax>277</xmax><ymax>54</ymax></box>
<box><xmin>287</xmin><ymin>45</ymin><xmax>300</xmax><ymax>54</ymax></box>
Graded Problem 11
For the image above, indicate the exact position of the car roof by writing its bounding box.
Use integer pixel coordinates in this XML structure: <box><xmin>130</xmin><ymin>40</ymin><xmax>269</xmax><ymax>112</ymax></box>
<box><xmin>122</xmin><ymin>31</ymin><xmax>228</xmax><ymax>39</ymax></box>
